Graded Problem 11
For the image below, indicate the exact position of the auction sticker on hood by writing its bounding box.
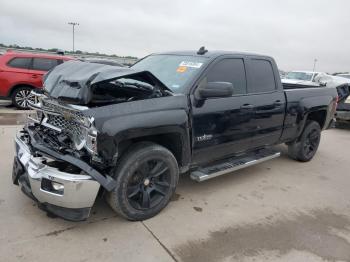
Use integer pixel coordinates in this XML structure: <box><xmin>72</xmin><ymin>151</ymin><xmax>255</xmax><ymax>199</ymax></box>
<box><xmin>179</xmin><ymin>61</ymin><xmax>203</xmax><ymax>68</ymax></box>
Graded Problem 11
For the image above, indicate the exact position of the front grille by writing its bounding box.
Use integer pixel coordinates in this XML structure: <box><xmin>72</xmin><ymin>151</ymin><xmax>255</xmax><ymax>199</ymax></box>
<box><xmin>42</xmin><ymin>99</ymin><xmax>86</xmax><ymax>124</ymax></box>
<box><xmin>39</xmin><ymin>99</ymin><xmax>88</xmax><ymax>142</ymax></box>
<box><xmin>47</xmin><ymin>115</ymin><xmax>84</xmax><ymax>138</ymax></box>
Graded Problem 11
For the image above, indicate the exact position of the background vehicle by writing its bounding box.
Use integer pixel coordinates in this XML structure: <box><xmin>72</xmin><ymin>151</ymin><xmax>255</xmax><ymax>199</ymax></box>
<box><xmin>335</xmin><ymin>73</ymin><xmax>350</xmax><ymax>80</ymax></box>
<box><xmin>0</xmin><ymin>51</ymin><xmax>73</xmax><ymax>109</ymax></box>
<box><xmin>283</xmin><ymin>70</ymin><xmax>327</xmax><ymax>86</ymax></box>
<box><xmin>336</xmin><ymin>96</ymin><xmax>350</xmax><ymax>125</ymax></box>
<box><xmin>282</xmin><ymin>73</ymin><xmax>350</xmax><ymax>126</ymax></box>
<box><xmin>83</xmin><ymin>58</ymin><xmax>125</xmax><ymax>67</ymax></box>
<box><xmin>13</xmin><ymin>50</ymin><xmax>340</xmax><ymax>221</ymax></box>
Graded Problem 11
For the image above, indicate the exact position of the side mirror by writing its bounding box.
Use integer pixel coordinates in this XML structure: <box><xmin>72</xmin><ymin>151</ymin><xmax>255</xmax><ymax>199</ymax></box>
<box><xmin>196</xmin><ymin>82</ymin><xmax>234</xmax><ymax>99</ymax></box>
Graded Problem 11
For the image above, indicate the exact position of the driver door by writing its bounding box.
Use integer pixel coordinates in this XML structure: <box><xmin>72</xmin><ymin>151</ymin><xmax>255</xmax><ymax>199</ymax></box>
<box><xmin>191</xmin><ymin>57</ymin><xmax>256</xmax><ymax>166</ymax></box>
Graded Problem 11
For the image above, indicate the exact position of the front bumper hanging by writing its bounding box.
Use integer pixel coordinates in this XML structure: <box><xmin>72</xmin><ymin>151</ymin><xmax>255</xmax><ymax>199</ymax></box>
<box><xmin>13</xmin><ymin>131</ymin><xmax>105</xmax><ymax>221</ymax></box>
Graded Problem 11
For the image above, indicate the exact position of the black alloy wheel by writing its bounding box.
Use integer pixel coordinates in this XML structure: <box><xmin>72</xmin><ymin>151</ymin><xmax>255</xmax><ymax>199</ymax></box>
<box><xmin>106</xmin><ymin>142</ymin><xmax>179</xmax><ymax>221</ymax></box>
<box><xmin>302</xmin><ymin>128</ymin><xmax>320</xmax><ymax>159</ymax></box>
<box><xmin>287</xmin><ymin>120</ymin><xmax>321</xmax><ymax>162</ymax></box>
<box><xmin>126</xmin><ymin>159</ymin><xmax>171</xmax><ymax>210</ymax></box>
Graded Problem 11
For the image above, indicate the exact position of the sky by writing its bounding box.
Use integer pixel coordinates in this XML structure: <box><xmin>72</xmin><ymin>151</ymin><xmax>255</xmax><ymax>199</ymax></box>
<box><xmin>0</xmin><ymin>0</ymin><xmax>349</xmax><ymax>72</ymax></box>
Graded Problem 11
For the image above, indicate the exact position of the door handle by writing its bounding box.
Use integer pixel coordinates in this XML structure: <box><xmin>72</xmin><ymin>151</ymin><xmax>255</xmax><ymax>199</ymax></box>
<box><xmin>31</xmin><ymin>74</ymin><xmax>39</xmax><ymax>78</ymax></box>
<box><xmin>274</xmin><ymin>100</ymin><xmax>283</xmax><ymax>106</ymax></box>
<box><xmin>240</xmin><ymin>104</ymin><xmax>254</xmax><ymax>110</ymax></box>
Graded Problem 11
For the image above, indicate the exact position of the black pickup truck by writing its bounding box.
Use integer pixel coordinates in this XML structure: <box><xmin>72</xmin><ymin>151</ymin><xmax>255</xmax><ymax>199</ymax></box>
<box><xmin>13</xmin><ymin>49</ymin><xmax>338</xmax><ymax>221</ymax></box>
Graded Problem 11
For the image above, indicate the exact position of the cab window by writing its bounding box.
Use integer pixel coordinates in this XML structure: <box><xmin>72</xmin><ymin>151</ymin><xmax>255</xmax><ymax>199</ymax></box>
<box><xmin>206</xmin><ymin>58</ymin><xmax>247</xmax><ymax>95</ymax></box>
<box><xmin>249</xmin><ymin>59</ymin><xmax>276</xmax><ymax>93</ymax></box>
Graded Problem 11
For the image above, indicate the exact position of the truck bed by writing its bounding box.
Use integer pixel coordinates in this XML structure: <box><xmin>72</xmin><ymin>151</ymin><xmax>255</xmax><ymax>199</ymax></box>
<box><xmin>280</xmin><ymin>86</ymin><xmax>338</xmax><ymax>143</ymax></box>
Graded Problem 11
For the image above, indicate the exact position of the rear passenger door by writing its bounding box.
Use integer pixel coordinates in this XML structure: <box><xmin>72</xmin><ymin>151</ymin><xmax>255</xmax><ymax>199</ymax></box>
<box><xmin>245</xmin><ymin>57</ymin><xmax>285</xmax><ymax>147</ymax></box>
<box><xmin>28</xmin><ymin>58</ymin><xmax>60</xmax><ymax>87</ymax></box>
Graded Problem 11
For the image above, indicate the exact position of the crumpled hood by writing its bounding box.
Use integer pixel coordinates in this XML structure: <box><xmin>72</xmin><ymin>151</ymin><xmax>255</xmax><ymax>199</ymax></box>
<box><xmin>43</xmin><ymin>60</ymin><xmax>170</xmax><ymax>104</ymax></box>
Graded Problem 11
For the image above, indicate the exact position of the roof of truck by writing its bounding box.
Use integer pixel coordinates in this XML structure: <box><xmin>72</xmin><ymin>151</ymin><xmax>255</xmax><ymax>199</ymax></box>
<box><xmin>153</xmin><ymin>50</ymin><xmax>268</xmax><ymax>58</ymax></box>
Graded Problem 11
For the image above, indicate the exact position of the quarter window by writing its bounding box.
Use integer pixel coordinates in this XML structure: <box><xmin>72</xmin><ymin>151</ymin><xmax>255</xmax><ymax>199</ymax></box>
<box><xmin>32</xmin><ymin>58</ymin><xmax>59</xmax><ymax>71</ymax></box>
<box><xmin>249</xmin><ymin>59</ymin><xmax>276</xmax><ymax>93</ymax></box>
<box><xmin>7</xmin><ymin>57</ymin><xmax>31</xmax><ymax>69</ymax></box>
<box><xmin>207</xmin><ymin>59</ymin><xmax>247</xmax><ymax>95</ymax></box>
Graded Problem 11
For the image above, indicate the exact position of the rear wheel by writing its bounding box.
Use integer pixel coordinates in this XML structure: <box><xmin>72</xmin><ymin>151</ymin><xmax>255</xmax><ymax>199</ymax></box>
<box><xmin>106</xmin><ymin>142</ymin><xmax>179</xmax><ymax>221</ymax></box>
<box><xmin>287</xmin><ymin>120</ymin><xmax>321</xmax><ymax>162</ymax></box>
<box><xmin>11</xmin><ymin>86</ymin><xmax>35</xmax><ymax>109</ymax></box>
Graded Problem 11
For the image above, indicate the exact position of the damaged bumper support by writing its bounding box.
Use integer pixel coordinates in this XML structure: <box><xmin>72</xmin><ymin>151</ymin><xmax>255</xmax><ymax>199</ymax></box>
<box><xmin>13</xmin><ymin>132</ymin><xmax>115</xmax><ymax>221</ymax></box>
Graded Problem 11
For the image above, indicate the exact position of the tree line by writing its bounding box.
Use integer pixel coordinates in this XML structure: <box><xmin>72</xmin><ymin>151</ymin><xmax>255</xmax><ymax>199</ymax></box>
<box><xmin>0</xmin><ymin>43</ymin><xmax>138</xmax><ymax>59</ymax></box>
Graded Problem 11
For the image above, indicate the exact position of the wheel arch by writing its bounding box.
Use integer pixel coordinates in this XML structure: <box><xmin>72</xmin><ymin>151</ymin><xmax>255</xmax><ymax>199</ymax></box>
<box><xmin>8</xmin><ymin>83</ymin><xmax>37</xmax><ymax>97</ymax></box>
<box><xmin>296</xmin><ymin>108</ymin><xmax>328</xmax><ymax>138</ymax></box>
<box><xmin>119</xmin><ymin>132</ymin><xmax>190</xmax><ymax>172</ymax></box>
<box><xmin>95</xmin><ymin>109</ymin><xmax>191</xmax><ymax>172</ymax></box>
<box><xmin>306</xmin><ymin>110</ymin><xmax>327</xmax><ymax>129</ymax></box>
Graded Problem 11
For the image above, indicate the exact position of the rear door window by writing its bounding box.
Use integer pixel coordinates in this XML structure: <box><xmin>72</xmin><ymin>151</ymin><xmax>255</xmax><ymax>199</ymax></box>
<box><xmin>249</xmin><ymin>59</ymin><xmax>276</xmax><ymax>93</ymax></box>
<box><xmin>207</xmin><ymin>58</ymin><xmax>247</xmax><ymax>95</ymax></box>
<box><xmin>7</xmin><ymin>57</ymin><xmax>31</xmax><ymax>69</ymax></box>
<box><xmin>31</xmin><ymin>58</ymin><xmax>59</xmax><ymax>71</ymax></box>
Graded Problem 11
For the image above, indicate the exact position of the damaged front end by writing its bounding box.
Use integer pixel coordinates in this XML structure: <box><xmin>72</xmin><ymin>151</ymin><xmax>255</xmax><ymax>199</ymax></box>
<box><xmin>13</xmin><ymin>132</ymin><xmax>102</xmax><ymax>221</ymax></box>
<box><xmin>13</xmin><ymin>96</ymin><xmax>117</xmax><ymax>220</ymax></box>
<box><xmin>13</xmin><ymin>61</ymin><xmax>170</xmax><ymax>221</ymax></box>
<box><xmin>29</xmin><ymin>94</ymin><xmax>101</xmax><ymax>160</ymax></box>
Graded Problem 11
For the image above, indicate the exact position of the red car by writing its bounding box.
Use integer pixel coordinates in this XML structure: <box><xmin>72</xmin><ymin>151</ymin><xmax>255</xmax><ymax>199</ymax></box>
<box><xmin>0</xmin><ymin>51</ymin><xmax>73</xmax><ymax>109</ymax></box>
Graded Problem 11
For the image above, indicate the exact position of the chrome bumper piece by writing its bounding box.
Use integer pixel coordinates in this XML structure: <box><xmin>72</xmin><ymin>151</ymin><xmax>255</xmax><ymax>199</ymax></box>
<box><xmin>15</xmin><ymin>133</ymin><xmax>100</xmax><ymax>213</ymax></box>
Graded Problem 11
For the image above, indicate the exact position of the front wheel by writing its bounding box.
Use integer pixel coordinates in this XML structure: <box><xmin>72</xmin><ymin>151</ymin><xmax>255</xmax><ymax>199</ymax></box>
<box><xmin>106</xmin><ymin>142</ymin><xmax>179</xmax><ymax>221</ymax></box>
<box><xmin>287</xmin><ymin>120</ymin><xmax>321</xmax><ymax>162</ymax></box>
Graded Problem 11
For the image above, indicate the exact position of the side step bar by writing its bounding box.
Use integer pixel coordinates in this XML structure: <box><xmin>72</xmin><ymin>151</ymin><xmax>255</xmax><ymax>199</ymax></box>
<box><xmin>190</xmin><ymin>148</ymin><xmax>280</xmax><ymax>182</ymax></box>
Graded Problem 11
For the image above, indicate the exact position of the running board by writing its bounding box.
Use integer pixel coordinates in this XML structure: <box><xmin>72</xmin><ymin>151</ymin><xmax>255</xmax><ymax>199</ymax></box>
<box><xmin>190</xmin><ymin>148</ymin><xmax>280</xmax><ymax>182</ymax></box>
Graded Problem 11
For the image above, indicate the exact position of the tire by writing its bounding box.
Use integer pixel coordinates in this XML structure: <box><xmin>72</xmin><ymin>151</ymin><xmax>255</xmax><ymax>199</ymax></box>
<box><xmin>106</xmin><ymin>142</ymin><xmax>179</xmax><ymax>221</ymax></box>
<box><xmin>11</xmin><ymin>86</ymin><xmax>35</xmax><ymax>109</ymax></box>
<box><xmin>287</xmin><ymin>120</ymin><xmax>321</xmax><ymax>162</ymax></box>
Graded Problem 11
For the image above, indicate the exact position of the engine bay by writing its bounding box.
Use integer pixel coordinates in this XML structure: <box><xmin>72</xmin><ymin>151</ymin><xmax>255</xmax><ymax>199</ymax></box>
<box><xmin>88</xmin><ymin>78</ymin><xmax>165</xmax><ymax>106</ymax></box>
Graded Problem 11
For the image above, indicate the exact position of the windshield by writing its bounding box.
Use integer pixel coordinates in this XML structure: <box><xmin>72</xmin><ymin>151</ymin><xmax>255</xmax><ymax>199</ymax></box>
<box><xmin>131</xmin><ymin>54</ymin><xmax>208</xmax><ymax>93</ymax></box>
<box><xmin>285</xmin><ymin>72</ymin><xmax>313</xmax><ymax>81</ymax></box>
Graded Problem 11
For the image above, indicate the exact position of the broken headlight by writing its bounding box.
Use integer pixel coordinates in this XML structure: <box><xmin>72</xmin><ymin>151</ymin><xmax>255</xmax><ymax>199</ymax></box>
<box><xmin>82</xmin><ymin>116</ymin><xmax>98</xmax><ymax>155</ymax></box>
<box><xmin>85</xmin><ymin>129</ymin><xmax>98</xmax><ymax>155</ymax></box>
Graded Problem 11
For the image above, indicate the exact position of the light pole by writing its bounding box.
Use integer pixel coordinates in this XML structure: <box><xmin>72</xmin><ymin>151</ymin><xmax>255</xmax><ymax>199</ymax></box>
<box><xmin>313</xmin><ymin>59</ymin><xmax>318</xmax><ymax>72</ymax></box>
<box><xmin>68</xmin><ymin>22</ymin><xmax>79</xmax><ymax>52</ymax></box>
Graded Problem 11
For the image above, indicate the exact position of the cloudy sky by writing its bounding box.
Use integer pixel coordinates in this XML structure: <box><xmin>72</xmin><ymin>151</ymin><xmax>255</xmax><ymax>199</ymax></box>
<box><xmin>0</xmin><ymin>0</ymin><xmax>349</xmax><ymax>72</ymax></box>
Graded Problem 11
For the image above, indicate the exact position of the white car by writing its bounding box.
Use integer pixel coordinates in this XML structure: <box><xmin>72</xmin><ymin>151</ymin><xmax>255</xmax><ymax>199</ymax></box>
<box><xmin>336</xmin><ymin>73</ymin><xmax>350</xmax><ymax>80</ymax></box>
<box><xmin>282</xmin><ymin>71</ymin><xmax>327</xmax><ymax>86</ymax></box>
<box><xmin>282</xmin><ymin>71</ymin><xmax>350</xmax><ymax>124</ymax></box>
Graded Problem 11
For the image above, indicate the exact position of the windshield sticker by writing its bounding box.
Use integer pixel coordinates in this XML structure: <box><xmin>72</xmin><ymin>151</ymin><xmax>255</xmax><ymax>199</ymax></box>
<box><xmin>176</xmin><ymin>66</ymin><xmax>187</xmax><ymax>73</ymax></box>
<box><xmin>179</xmin><ymin>61</ymin><xmax>203</xmax><ymax>68</ymax></box>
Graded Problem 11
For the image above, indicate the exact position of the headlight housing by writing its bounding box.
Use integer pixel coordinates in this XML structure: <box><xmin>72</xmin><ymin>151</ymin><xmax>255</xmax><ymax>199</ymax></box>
<box><xmin>85</xmin><ymin>129</ymin><xmax>98</xmax><ymax>154</ymax></box>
